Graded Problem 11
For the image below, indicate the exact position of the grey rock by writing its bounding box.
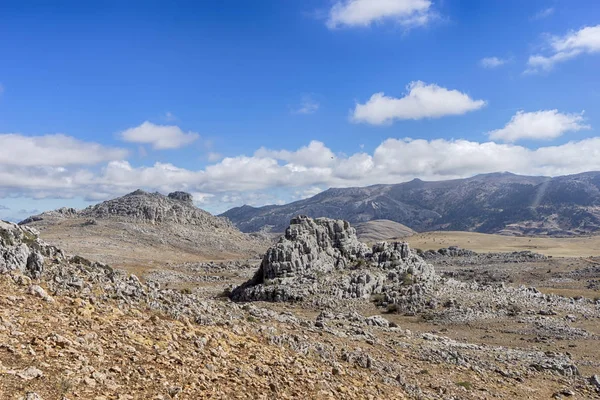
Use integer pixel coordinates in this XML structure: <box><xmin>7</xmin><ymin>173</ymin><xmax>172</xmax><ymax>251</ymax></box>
<box><xmin>20</xmin><ymin>393</ymin><xmax>43</xmax><ymax>400</ymax></box>
<box><xmin>231</xmin><ymin>216</ymin><xmax>437</xmax><ymax>312</ymax></box>
<box><xmin>17</xmin><ymin>367</ymin><xmax>43</xmax><ymax>380</ymax></box>
<box><xmin>28</xmin><ymin>285</ymin><xmax>54</xmax><ymax>302</ymax></box>
<box><xmin>168</xmin><ymin>191</ymin><xmax>193</xmax><ymax>204</ymax></box>
<box><xmin>26</xmin><ymin>252</ymin><xmax>44</xmax><ymax>279</ymax></box>
<box><xmin>365</xmin><ymin>315</ymin><xmax>390</xmax><ymax>328</ymax></box>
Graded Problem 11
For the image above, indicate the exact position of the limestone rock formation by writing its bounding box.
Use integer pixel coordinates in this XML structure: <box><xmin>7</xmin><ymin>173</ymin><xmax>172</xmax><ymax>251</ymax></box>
<box><xmin>18</xmin><ymin>190</ymin><xmax>267</xmax><ymax>263</ymax></box>
<box><xmin>79</xmin><ymin>190</ymin><xmax>231</xmax><ymax>226</ymax></box>
<box><xmin>168</xmin><ymin>191</ymin><xmax>194</xmax><ymax>204</ymax></box>
<box><xmin>0</xmin><ymin>221</ymin><xmax>59</xmax><ymax>277</ymax></box>
<box><xmin>231</xmin><ymin>216</ymin><xmax>437</xmax><ymax>311</ymax></box>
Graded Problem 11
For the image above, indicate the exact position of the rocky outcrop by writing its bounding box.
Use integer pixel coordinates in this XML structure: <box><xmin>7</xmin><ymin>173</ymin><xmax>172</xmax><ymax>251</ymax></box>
<box><xmin>18</xmin><ymin>190</ymin><xmax>267</xmax><ymax>264</ymax></box>
<box><xmin>79</xmin><ymin>190</ymin><xmax>232</xmax><ymax>226</ymax></box>
<box><xmin>421</xmin><ymin>246</ymin><xmax>548</xmax><ymax>265</ymax></box>
<box><xmin>231</xmin><ymin>216</ymin><xmax>437</xmax><ymax>311</ymax></box>
<box><xmin>168</xmin><ymin>191</ymin><xmax>194</xmax><ymax>204</ymax></box>
<box><xmin>20</xmin><ymin>190</ymin><xmax>232</xmax><ymax>228</ymax></box>
<box><xmin>0</xmin><ymin>221</ymin><xmax>60</xmax><ymax>278</ymax></box>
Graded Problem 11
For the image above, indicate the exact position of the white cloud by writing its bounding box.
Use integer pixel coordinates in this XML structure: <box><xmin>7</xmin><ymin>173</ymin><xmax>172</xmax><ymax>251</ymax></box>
<box><xmin>527</xmin><ymin>25</ymin><xmax>600</xmax><ymax>72</ymax></box>
<box><xmin>532</xmin><ymin>7</ymin><xmax>554</xmax><ymax>20</ymax></box>
<box><xmin>488</xmin><ymin>110</ymin><xmax>590</xmax><ymax>142</ymax></box>
<box><xmin>352</xmin><ymin>81</ymin><xmax>486</xmax><ymax>125</ymax></box>
<box><xmin>207</xmin><ymin>152</ymin><xmax>223</xmax><ymax>162</ymax></box>
<box><xmin>295</xmin><ymin>186</ymin><xmax>325</xmax><ymax>200</ymax></box>
<box><xmin>294</xmin><ymin>96</ymin><xmax>320</xmax><ymax>115</ymax></box>
<box><xmin>120</xmin><ymin>121</ymin><xmax>199</xmax><ymax>150</ymax></box>
<box><xmin>255</xmin><ymin>140</ymin><xmax>336</xmax><ymax>168</ymax></box>
<box><xmin>0</xmin><ymin>134</ymin><xmax>127</xmax><ymax>167</ymax></box>
<box><xmin>327</xmin><ymin>0</ymin><xmax>433</xmax><ymax>29</ymax></box>
<box><xmin>480</xmin><ymin>57</ymin><xmax>507</xmax><ymax>68</ymax></box>
<box><xmin>5</xmin><ymin>137</ymin><xmax>600</xmax><ymax>212</ymax></box>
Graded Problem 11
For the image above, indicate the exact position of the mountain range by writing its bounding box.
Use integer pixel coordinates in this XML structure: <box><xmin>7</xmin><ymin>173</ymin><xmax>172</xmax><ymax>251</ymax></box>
<box><xmin>221</xmin><ymin>172</ymin><xmax>600</xmax><ymax>236</ymax></box>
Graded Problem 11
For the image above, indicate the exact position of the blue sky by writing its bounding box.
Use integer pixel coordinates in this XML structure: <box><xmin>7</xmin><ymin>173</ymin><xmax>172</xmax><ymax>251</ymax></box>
<box><xmin>1</xmin><ymin>0</ymin><xmax>599</xmax><ymax>221</ymax></box>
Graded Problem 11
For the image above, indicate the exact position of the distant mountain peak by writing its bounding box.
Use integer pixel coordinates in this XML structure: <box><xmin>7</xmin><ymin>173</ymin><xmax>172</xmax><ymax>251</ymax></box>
<box><xmin>220</xmin><ymin>171</ymin><xmax>600</xmax><ymax>236</ymax></box>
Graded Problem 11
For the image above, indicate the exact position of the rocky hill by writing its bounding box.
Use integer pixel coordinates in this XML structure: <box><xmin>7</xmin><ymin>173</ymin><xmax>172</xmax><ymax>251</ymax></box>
<box><xmin>19</xmin><ymin>190</ymin><xmax>267</xmax><ymax>267</ymax></box>
<box><xmin>221</xmin><ymin>171</ymin><xmax>600</xmax><ymax>236</ymax></box>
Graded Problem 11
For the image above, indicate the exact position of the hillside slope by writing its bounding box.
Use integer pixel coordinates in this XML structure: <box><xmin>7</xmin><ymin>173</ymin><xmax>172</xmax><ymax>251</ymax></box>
<box><xmin>221</xmin><ymin>172</ymin><xmax>600</xmax><ymax>236</ymax></box>
<box><xmin>355</xmin><ymin>219</ymin><xmax>415</xmax><ymax>242</ymax></box>
<box><xmin>19</xmin><ymin>190</ymin><xmax>267</xmax><ymax>267</ymax></box>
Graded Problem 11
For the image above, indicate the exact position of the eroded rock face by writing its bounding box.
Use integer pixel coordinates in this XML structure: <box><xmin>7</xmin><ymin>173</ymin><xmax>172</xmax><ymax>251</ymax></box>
<box><xmin>168</xmin><ymin>191</ymin><xmax>193</xmax><ymax>204</ymax></box>
<box><xmin>261</xmin><ymin>216</ymin><xmax>370</xmax><ymax>280</ymax></box>
<box><xmin>231</xmin><ymin>216</ymin><xmax>438</xmax><ymax>311</ymax></box>
<box><xmin>1</xmin><ymin>221</ymin><xmax>46</xmax><ymax>276</ymax></box>
<box><xmin>80</xmin><ymin>190</ymin><xmax>229</xmax><ymax>226</ymax></box>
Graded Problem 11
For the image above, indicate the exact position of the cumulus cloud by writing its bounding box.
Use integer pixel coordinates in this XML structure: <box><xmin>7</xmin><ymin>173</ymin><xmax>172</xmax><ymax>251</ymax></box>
<box><xmin>255</xmin><ymin>140</ymin><xmax>335</xmax><ymax>168</ymax></box>
<box><xmin>0</xmin><ymin>134</ymin><xmax>127</xmax><ymax>167</ymax></box>
<box><xmin>295</xmin><ymin>186</ymin><xmax>325</xmax><ymax>200</ymax></box>
<box><xmin>352</xmin><ymin>81</ymin><xmax>486</xmax><ymax>125</ymax></box>
<box><xmin>327</xmin><ymin>0</ymin><xmax>433</xmax><ymax>29</ymax></box>
<box><xmin>480</xmin><ymin>57</ymin><xmax>508</xmax><ymax>68</ymax></box>
<box><xmin>120</xmin><ymin>121</ymin><xmax>200</xmax><ymax>150</ymax></box>
<box><xmin>207</xmin><ymin>152</ymin><xmax>223</xmax><ymax>162</ymax></box>
<box><xmin>527</xmin><ymin>25</ymin><xmax>600</xmax><ymax>72</ymax></box>
<box><xmin>5</xmin><ymin>137</ymin><xmax>600</xmax><ymax>212</ymax></box>
<box><xmin>488</xmin><ymin>110</ymin><xmax>590</xmax><ymax>142</ymax></box>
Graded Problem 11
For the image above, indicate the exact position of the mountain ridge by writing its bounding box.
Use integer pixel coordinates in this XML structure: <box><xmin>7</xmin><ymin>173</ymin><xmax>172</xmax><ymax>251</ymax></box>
<box><xmin>221</xmin><ymin>171</ymin><xmax>600</xmax><ymax>236</ymax></box>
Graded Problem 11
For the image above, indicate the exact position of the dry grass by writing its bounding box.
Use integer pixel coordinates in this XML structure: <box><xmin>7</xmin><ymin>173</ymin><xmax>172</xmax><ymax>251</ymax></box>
<box><xmin>30</xmin><ymin>218</ymin><xmax>267</xmax><ymax>270</ymax></box>
<box><xmin>402</xmin><ymin>231</ymin><xmax>600</xmax><ymax>258</ymax></box>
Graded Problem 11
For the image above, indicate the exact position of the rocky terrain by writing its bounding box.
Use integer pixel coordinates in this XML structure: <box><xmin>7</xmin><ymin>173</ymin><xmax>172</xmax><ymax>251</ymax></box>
<box><xmin>3</xmin><ymin>215</ymin><xmax>600</xmax><ymax>399</ymax></box>
<box><xmin>221</xmin><ymin>171</ymin><xmax>600</xmax><ymax>236</ymax></box>
<box><xmin>19</xmin><ymin>190</ymin><xmax>268</xmax><ymax>268</ymax></box>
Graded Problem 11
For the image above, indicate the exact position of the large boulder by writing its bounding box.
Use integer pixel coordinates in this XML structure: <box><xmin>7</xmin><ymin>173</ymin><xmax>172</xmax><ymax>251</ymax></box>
<box><xmin>231</xmin><ymin>216</ymin><xmax>438</xmax><ymax>311</ymax></box>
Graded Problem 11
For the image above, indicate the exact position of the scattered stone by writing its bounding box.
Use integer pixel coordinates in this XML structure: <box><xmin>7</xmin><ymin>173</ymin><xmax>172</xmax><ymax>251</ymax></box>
<box><xmin>28</xmin><ymin>285</ymin><xmax>54</xmax><ymax>302</ymax></box>
<box><xmin>18</xmin><ymin>366</ymin><xmax>43</xmax><ymax>380</ymax></box>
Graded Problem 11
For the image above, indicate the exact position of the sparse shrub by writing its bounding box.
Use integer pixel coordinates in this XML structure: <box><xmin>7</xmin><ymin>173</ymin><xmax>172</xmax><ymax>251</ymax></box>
<box><xmin>370</xmin><ymin>293</ymin><xmax>385</xmax><ymax>304</ymax></box>
<box><xmin>456</xmin><ymin>381</ymin><xmax>472</xmax><ymax>390</ymax></box>
<box><xmin>246</xmin><ymin>316</ymin><xmax>257</xmax><ymax>323</ymax></box>
<box><xmin>354</xmin><ymin>259</ymin><xmax>367</xmax><ymax>269</ymax></box>
<box><xmin>420</xmin><ymin>312</ymin><xmax>436</xmax><ymax>322</ymax></box>
<box><xmin>59</xmin><ymin>377</ymin><xmax>74</xmax><ymax>395</ymax></box>
<box><xmin>386</xmin><ymin>303</ymin><xmax>400</xmax><ymax>314</ymax></box>
<box><xmin>402</xmin><ymin>272</ymin><xmax>414</xmax><ymax>286</ymax></box>
<box><xmin>218</xmin><ymin>286</ymin><xmax>232</xmax><ymax>298</ymax></box>
<box><xmin>180</xmin><ymin>288</ymin><xmax>192</xmax><ymax>295</ymax></box>
<box><xmin>418</xmin><ymin>369</ymin><xmax>429</xmax><ymax>375</ymax></box>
